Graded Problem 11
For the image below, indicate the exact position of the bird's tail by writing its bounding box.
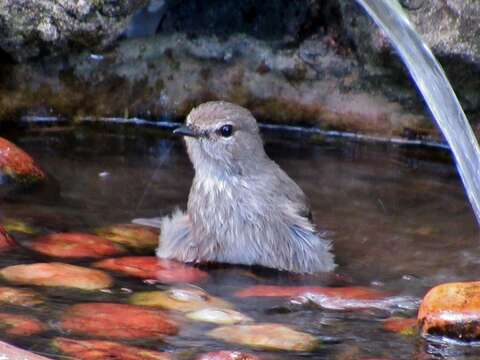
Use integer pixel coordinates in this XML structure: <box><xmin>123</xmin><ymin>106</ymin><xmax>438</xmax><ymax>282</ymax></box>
<box><xmin>131</xmin><ymin>217</ymin><xmax>164</xmax><ymax>229</ymax></box>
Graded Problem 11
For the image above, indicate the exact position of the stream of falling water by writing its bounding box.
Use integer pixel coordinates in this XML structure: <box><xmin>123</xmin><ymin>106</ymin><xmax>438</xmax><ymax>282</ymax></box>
<box><xmin>356</xmin><ymin>0</ymin><xmax>480</xmax><ymax>226</ymax></box>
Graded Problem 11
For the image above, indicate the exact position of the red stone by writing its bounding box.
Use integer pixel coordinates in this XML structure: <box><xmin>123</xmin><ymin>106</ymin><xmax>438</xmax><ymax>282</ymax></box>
<box><xmin>0</xmin><ymin>262</ymin><xmax>113</xmax><ymax>290</ymax></box>
<box><xmin>196</xmin><ymin>351</ymin><xmax>262</xmax><ymax>360</ymax></box>
<box><xmin>0</xmin><ymin>312</ymin><xmax>44</xmax><ymax>336</ymax></box>
<box><xmin>93</xmin><ymin>256</ymin><xmax>208</xmax><ymax>284</ymax></box>
<box><xmin>52</xmin><ymin>337</ymin><xmax>172</xmax><ymax>360</ymax></box>
<box><xmin>0</xmin><ymin>137</ymin><xmax>45</xmax><ymax>182</ymax></box>
<box><xmin>28</xmin><ymin>232</ymin><xmax>126</xmax><ymax>258</ymax></box>
<box><xmin>234</xmin><ymin>285</ymin><xmax>387</xmax><ymax>300</ymax></box>
<box><xmin>383</xmin><ymin>317</ymin><xmax>417</xmax><ymax>335</ymax></box>
<box><xmin>0</xmin><ymin>226</ymin><xmax>16</xmax><ymax>252</ymax></box>
<box><xmin>60</xmin><ymin>303</ymin><xmax>178</xmax><ymax>340</ymax></box>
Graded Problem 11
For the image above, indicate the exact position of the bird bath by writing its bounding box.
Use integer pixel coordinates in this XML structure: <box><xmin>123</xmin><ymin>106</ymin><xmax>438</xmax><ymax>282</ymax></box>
<box><xmin>0</xmin><ymin>0</ymin><xmax>478</xmax><ymax>358</ymax></box>
<box><xmin>0</xmin><ymin>123</ymin><xmax>476</xmax><ymax>359</ymax></box>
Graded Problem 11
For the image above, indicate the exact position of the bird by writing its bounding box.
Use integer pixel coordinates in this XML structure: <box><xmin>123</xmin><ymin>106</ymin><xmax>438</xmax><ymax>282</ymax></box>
<box><xmin>135</xmin><ymin>101</ymin><xmax>335</xmax><ymax>273</ymax></box>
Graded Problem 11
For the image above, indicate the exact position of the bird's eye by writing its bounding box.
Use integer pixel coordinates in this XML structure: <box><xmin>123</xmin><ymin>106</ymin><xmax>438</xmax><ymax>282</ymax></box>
<box><xmin>218</xmin><ymin>124</ymin><xmax>233</xmax><ymax>138</ymax></box>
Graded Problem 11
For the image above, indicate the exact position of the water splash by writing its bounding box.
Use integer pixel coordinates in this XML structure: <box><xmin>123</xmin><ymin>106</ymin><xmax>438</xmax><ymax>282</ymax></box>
<box><xmin>356</xmin><ymin>0</ymin><xmax>480</xmax><ymax>226</ymax></box>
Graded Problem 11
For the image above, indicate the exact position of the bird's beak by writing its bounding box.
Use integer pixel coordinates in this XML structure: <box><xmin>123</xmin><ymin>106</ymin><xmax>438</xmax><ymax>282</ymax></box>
<box><xmin>173</xmin><ymin>125</ymin><xmax>198</xmax><ymax>138</ymax></box>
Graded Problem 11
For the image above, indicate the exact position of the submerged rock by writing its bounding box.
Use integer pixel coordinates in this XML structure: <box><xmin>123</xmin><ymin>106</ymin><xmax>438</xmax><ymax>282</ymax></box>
<box><xmin>28</xmin><ymin>232</ymin><xmax>126</xmax><ymax>258</ymax></box>
<box><xmin>207</xmin><ymin>323</ymin><xmax>318</xmax><ymax>351</ymax></box>
<box><xmin>2</xmin><ymin>218</ymin><xmax>38</xmax><ymax>235</ymax></box>
<box><xmin>52</xmin><ymin>337</ymin><xmax>172</xmax><ymax>360</ymax></box>
<box><xmin>0</xmin><ymin>312</ymin><xmax>45</xmax><ymax>336</ymax></box>
<box><xmin>383</xmin><ymin>317</ymin><xmax>417</xmax><ymax>336</ymax></box>
<box><xmin>0</xmin><ymin>262</ymin><xmax>113</xmax><ymax>290</ymax></box>
<box><xmin>95</xmin><ymin>223</ymin><xmax>159</xmax><ymax>251</ymax></box>
<box><xmin>60</xmin><ymin>303</ymin><xmax>178</xmax><ymax>340</ymax></box>
<box><xmin>93</xmin><ymin>256</ymin><xmax>208</xmax><ymax>284</ymax></box>
<box><xmin>186</xmin><ymin>308</ymin><xmax>253</xmax><ymax>325</ymax></box>
<box><xmin>0</xmin><ymin>287</ymin><xmax>43</xmax><ymax>306</ymax></box>
<box><xmin>196</xmin><ymin>351</ymin><xmax>261</xmax><ymax>360</ymax></box>
<box><xmin>0</xmin><ymin>138</ymin><xmax>45</xmax><ymax>184</ymax></box>
<box><xmin>418</xmin><ymin>281</ymin><xmax>480</xmax><ymax>341</ymax></box>
<box><xmin>235</xmin><ymin>285</ymin><xmax>387</xmax><ymax>300</ymax></box>
<box><xmin>129</xmin><ymin>287</ymin><xmax>231</xmax><ymax>312</ymax></box>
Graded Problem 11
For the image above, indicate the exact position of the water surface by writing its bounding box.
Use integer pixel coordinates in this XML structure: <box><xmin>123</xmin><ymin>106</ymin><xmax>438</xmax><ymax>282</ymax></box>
<box><xmin>1</xmin><ymin>123</ymin><xmax>479</xmax><ymax>359</ymax></box>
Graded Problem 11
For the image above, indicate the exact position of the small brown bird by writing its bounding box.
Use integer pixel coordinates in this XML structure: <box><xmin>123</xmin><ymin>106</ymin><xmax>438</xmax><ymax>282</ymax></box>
<box><xmin>136</xmin><ymin>101</ymin><xmax>335</xmax><ymax>273</ymax></box>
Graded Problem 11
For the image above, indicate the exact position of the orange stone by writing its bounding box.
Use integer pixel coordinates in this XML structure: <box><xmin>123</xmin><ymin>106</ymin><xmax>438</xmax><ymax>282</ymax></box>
<box><xmin>52</xmin><ymin>337</ymin><xmax>172</xmax><ymax>360</ymax></box>
<box><xmin>60</xmin><ymin>303</ymin><xmax>178</xmax><ymax>340</ymax></box>
<box><xmin>0</xmin><ymin>312</ymin><xmax>44</xmax><ymax>336</ymax></box>
<box><xmin>0</xmin><ymin>137</ymin><xmax>45</xmax><ymax>182</ymax></box>
<box><xmin>93</xmin><ymin>256</ymin><xmax>208</xmax><ymax>284</ymax></box>
<box><xmin>235</xmin><ymin>285</ymin><xmax>387</xmax><ymax>300</ymax></box>
<box><xmin>28</xmin><ymin>232</ymin><xmax>126</xmax><ymax>258</ymax></box>
<box><xmin>207</xmin><ymin>323</ymin><xmax>318</xmax><ymax>351</ymax></box>
<box><xmin>418</xmin><ymin>281</ymin><xmax>480</xmax><ymax>340</ymax></box>
<box><xmin>0</xmin><ymin>262</ymin><xmax>113</xmax><ymax>290</ymax></box>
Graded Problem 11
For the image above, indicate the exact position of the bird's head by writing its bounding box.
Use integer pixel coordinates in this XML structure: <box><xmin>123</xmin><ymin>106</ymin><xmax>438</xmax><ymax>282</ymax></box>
<box><xmin>174</xmin><ymin>101</ymin><xmax>266</xmax><ymax>175</ymax></box>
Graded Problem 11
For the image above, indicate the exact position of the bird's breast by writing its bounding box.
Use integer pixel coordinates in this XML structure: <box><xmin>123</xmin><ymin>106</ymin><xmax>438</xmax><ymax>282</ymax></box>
<box><xmin>189</xmin><ymin>175</ymin><xmax>246</xmax><ymax>217</ymax></box>
<box><xmin>188</xmin><ymin>174</ymin><xmax>269</xmax><ymax>242</ymax></box>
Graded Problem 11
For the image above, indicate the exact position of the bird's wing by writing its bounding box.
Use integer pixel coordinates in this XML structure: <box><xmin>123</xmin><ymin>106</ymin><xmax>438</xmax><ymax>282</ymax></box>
<box><xmin>270</xmin><ymin>162</ymin><xmax>312</xmax><ymax>219</ymax></box>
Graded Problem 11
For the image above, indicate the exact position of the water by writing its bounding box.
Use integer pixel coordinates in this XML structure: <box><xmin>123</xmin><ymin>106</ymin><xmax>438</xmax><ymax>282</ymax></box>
<box><xmin>0</xmin><ymin>124</ymin><xmax>479</xmax><ymax>359</ymax></box>
<box><xmin>356</xmin><ymin>0</ymin><xmax>480</xmax><ymax>227</ymax></box>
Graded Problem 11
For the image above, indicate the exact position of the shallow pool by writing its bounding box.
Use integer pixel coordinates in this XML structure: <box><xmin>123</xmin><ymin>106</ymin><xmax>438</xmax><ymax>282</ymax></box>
<box><xmin>0</xmin><ymin>122</ymin><xmax>478</xmax><ymax>359</ymax></box>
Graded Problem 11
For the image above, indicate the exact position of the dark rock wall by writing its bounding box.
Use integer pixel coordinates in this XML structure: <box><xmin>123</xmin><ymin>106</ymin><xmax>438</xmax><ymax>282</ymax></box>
<box><xmin>0</xmin><ymin>0</ymin><xmax>479</xmax><ymax>141</ymax></box>
<box><xmin>0</xmin><ymin>0</ymin><xmax>148</xmax><ymax>61</ymax></box>
<box><xmin>158</xmin><ymin>0</ymin><xmax>319</xmax><ymax>42</ymax></box>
